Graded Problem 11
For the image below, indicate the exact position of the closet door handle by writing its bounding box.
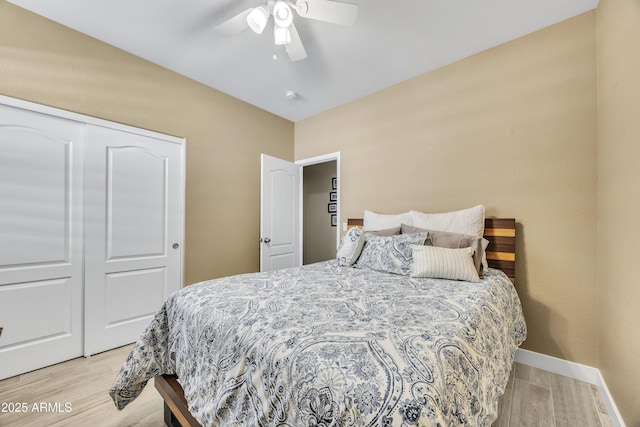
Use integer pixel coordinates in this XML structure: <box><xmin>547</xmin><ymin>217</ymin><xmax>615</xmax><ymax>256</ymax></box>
<box><xmin>172</xmin><ymin>243</ymin><xmax>179</xmax><ymax>249</ymax></box>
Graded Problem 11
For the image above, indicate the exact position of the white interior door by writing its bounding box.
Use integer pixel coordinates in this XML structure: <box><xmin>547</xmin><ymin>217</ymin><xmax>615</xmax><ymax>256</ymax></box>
<box><xmin>0</xmin><ymin>105</ymin><xmax>84</xmax><ymax>379</ymax></box>
<box><xmin>84</xmin><ymin>125</ymin><xmax>183</xmax><ymax>356</ymax></box>
<box><xmin>260</xmin><ymin>154</ymin><xmax>301</xmax><ymax>272</ymax></box>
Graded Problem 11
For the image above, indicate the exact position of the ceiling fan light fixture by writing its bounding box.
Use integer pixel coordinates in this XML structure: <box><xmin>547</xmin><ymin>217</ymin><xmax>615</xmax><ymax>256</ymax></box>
<box><xmin>247</xmin><ymin>5</ymin><xmax>269</xmax><ymax>34</ymax></box>
<box><xmin>216</xmin><ymin>0</ymin><xmax>358</xmax><ymax>62</ymax></box>
<box><xmin>274</xmin><ymin>25</ymin><xmax>291</xmax><ymax>45</ymax></box>
<box><xmin>273</xmin><ymin>1</ymin><xmax>293</xmax><ymax>27</ymax></box>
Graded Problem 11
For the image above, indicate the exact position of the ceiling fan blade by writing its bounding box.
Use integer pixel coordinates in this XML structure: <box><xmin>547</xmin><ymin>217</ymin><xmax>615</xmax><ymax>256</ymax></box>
<box><xmin>285</xmin><ymin>22</ymin><xmax>307</xmax><ymax>61</ymax></box>
<box><xmin>214</xmin><ymin>8</ymin><xmax>252</xmax><ymax>35</ymax></box>
<box><xmin>295</xmin><ymin>0</ymin><xmax>357</xmax><ymax>26</ymax></box>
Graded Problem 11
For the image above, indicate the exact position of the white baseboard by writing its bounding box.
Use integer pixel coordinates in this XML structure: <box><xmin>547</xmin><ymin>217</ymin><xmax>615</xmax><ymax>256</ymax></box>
<box><xmin>515</xmin><ymin>348</ymin><xmax>626</xmax><ymax>427</ymax></box>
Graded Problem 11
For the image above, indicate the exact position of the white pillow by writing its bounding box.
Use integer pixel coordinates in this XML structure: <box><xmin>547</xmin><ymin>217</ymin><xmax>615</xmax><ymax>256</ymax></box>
<box><xmin>410</xmin><ymin>205</ymin><xmax>485</xmax><ymax>238</ymax></box>
<box><xmin>410</xmin><ymin>245</ymin><xmax>480</xmax><ymax>282</ymax></box>
<box><xmin>336</xmin><ymin>227</ymin><xmax>366</xmax><ymax>266</ymax></box>
<box><xmin>363</xmin><ymin>210</ymin><xmax>412</xmax><ymax>231</ymax></box>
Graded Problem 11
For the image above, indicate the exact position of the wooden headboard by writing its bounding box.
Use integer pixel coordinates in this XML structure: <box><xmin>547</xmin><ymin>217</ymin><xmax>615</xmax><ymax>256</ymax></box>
<box><xmin>483</xmin><ymin>218</ymin><xmax>516</xmax><ymax>283</ymax></box>
<box><xmin>347</xmin><ymin>218</ymin><xmax>516</xmax><ymax>284</ymax></box>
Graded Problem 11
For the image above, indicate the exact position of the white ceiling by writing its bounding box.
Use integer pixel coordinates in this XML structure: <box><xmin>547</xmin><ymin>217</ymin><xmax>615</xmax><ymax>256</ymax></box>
<box><xmin>7</xmin><ymin>0</ymin><xmax>598</xmax><ymax>122</ymax></box>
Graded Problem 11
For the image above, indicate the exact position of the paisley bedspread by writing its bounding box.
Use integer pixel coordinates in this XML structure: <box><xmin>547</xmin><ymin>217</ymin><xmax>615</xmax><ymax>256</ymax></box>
<box><xmin>110</xmin><ymin>261</ymin><xmax>526</xmax><ymax>426</ymax></box>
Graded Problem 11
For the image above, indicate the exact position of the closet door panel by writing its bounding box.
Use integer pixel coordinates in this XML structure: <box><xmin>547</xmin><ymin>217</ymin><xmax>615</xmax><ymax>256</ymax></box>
<box><xmin>0</xmin><ymin>104</ymin><xmax>84</xmax><ymax>380</ymax></box>
<box><xmin>0</xmin><ymin>126</ymin><xmax>74</xmax><ymax>287</ymax></box>
<box><xmin>0</xmin><ymin>278</ymin><xmax>73</xmax><ymax>346</ymax></box>
<box><xmin>105</xmin><ymin>268</ymin><xmax>166</xmax><ymax>326</ymax></box>
<box><xmin>84</xmin><ymin>125</ymin><xmax>183</xmax><ymax>356</ymax></box>
<box><xmin>0</xmin><ymin>129</ymin><xmax>70</xmax><ymax>268</ymax></box>
<box><xmin>107</xmin><ymin>147</ymin><xmax>166</xmax><ymax>259</ymax></box>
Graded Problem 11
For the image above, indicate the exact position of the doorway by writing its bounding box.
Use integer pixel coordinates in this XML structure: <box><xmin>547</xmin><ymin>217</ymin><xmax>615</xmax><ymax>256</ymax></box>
<box><xmin>296</xmin><ymin>152</ymin><xmax>340</xmax><ymax>266</ymax></box>
<box><xmin>302</xmin><ymin>160</ymin><xmax>338</xmax><ymax>264</ymax></box>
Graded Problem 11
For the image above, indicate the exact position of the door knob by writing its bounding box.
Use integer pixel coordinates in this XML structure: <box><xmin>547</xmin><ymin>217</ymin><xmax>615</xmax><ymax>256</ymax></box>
<box><xmin>172</xmin><ymin>243</ymin><xmax>179</xmax><ymax>249</ymax></box>
<box><xmin>263</xmin><ymin>238</ymin><xmax>271</xmax><ymax>244</ymax></box>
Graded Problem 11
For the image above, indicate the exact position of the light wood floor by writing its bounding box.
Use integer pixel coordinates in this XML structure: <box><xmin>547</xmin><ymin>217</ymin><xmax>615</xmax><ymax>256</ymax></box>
<box><xmin>494</xmin><ymin>361</ymin><xmax>613</xmax><ymax>427</ymax></box>
<box><xmin>0</xmin><ymin>344</ymin><xmax>613</xmax><ymax>427</ymax></box>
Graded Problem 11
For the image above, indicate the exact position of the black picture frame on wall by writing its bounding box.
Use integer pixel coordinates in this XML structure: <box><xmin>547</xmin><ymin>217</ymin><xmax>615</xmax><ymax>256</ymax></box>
<box><xmin>328</xmin><ymin>203</ymin><xmax>337</xmax><ymax>213</ymax></box>
<box><xmin>331</xmin><ymin>214</ymin><xmax>337</xmax><ymax>227</ymax></box>
<box><xmin>329</xmin><ymin>191</ymin><xmax>337</xmax><ymax>202</ymax></box>
<box><xmin>332</xmin><ymin>177</ymin><xmax>337</xmax><ymax>190</ymax></box>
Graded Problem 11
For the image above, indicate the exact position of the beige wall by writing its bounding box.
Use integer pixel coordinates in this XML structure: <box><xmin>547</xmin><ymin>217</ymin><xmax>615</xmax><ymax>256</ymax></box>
<box><xmin>303</xmin><ymin>161</ymin><xmax>337</xmax><ymax>264</ymax></box>
<box><xmin>296</xmin><ymin>12</ymin><xmax>599</xmax><ymax>366</ymax></box>
<box><xmin>0</xmin><ymin>1</ymin><xmax>294</xmax><ymax>285</ymax></box>
<box><xmin>597</xmin><ymin>0</ymin><xmax>640</xmax><ymax>424</ymax></box>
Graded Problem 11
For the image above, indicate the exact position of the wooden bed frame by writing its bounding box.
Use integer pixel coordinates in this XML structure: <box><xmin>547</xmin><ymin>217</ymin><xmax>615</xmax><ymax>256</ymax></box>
<box><xmin>154</xmin><ymin>217</ymin><xmax>516</xmax><ymax>426</ymax></box>
<box><xmin>155</xmin><ymin>375</ymin><xmax>200</xmax><ymax>427</ymax></box>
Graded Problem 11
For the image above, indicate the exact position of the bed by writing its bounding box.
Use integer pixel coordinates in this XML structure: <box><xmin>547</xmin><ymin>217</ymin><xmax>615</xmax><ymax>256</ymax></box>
<box><xmin>110</xmin><ymin>212</ymin><xmax>525</xmax><ymax>427</ymax></box>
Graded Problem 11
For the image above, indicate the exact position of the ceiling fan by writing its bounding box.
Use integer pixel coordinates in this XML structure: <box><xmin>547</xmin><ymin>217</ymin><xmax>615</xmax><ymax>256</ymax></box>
<box><xmin>215</xmin><ymin>0</ymin><xmax>358</xmax><ymax>62</ymax></box>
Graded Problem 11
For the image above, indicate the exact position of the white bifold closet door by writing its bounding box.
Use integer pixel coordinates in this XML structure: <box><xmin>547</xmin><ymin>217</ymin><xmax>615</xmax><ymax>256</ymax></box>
<box><xmin>0</xmin><ymin>104</ymin><xmax>85</xmax><ymax>379</ymax></box>
<box><xmin>83</xmin><ymin>125</ymin><xmax>182</xmax><ymax>356</ymax></box>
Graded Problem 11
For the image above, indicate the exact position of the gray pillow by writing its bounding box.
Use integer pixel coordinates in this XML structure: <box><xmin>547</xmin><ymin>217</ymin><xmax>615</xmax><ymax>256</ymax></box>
<box><xmin>401</xmin><ymin>224</ymin><xmax>488</xmax><ymax>276</ymax></box>
<box><xmin>368</xmin><ymin>226</ymin><xmax>401</xmax><ymax>237</ymax></box>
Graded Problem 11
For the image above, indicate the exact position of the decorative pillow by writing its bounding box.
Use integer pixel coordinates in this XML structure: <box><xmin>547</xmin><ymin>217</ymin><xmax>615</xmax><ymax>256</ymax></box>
<box><xmin>401</xmin><ymin>224</ymin><xmax>488</xmax><ymax>276</ymax></box>
<box><xmin>336</xmin><ymin>227</ymin><xmax>402</xmax><ymax>267</ymax></box>
<box><xmin>410</xmin><ymin>205</ymin><xmax>485</xmax><ymax>238</ymax></box>
<box><xmin>355</xmin><ymin>232</ymin><xmax>429</xmax><ymax>275</ymax></box>
<box><xmin>363</xmin><ymin>210</ymin><xmax>412</xmax><ymax>231</ymax></box>
<box><xmin>336</xmin><ymin>227</ymin><xmax>365</xmax><ymax>266</ymax></box>
<box><xmin>410</xmin><ymin>245</ymin><xmax>480</xmax><ymax>282</ymax></box>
